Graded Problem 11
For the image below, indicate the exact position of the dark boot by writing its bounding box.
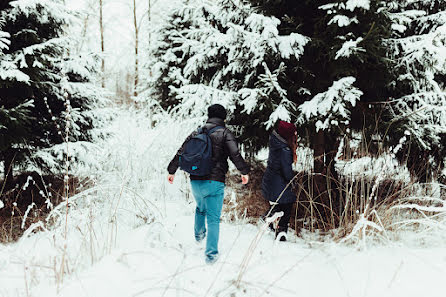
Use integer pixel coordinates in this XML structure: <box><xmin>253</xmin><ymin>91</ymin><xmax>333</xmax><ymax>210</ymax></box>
<box><xmin>274</xmin><ymin>203</ymin><xmax>293</xmax><ymax>241</ymax></box>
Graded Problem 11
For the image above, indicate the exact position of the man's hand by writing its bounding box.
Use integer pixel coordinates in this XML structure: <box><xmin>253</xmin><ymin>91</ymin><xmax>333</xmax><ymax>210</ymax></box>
<box><xmin>241</xmin><ymin>174</ymin><xmax>249</xmax><ymax>185</ymax></box>
<box><xmin>167</xmin><ymin>174</ymin><xmax>175</xmax><ymax>184</ymax></box>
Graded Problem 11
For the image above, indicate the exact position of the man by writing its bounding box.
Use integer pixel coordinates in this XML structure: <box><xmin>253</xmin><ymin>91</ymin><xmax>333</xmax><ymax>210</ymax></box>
<box><xmin>167</xmin><ymin>104</ymin><xmax>250</xmax><ymax>264</ymax></box>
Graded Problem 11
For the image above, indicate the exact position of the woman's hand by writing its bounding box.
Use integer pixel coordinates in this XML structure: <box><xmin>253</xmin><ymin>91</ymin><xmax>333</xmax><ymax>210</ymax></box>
<box><xmin>241</xmin><ymin>174</ymin><xmax>249</xmax><ymax>185</ymax></box>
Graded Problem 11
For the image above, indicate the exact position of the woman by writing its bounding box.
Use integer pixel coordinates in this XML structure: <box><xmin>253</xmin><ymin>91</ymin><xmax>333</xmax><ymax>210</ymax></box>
<box><xmin>262</xmin><ymin>120</ymin><xmax>297</xmax><ymax>241</ymax></box>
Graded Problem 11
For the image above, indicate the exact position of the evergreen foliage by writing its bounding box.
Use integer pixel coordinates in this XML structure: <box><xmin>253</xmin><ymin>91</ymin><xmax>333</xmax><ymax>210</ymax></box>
<box><xmin>147</xmin><ymin>0</ymin><xmax>446</xmax><ymax>183</ymax></box>
<box><xmin>248</xmin><ymin>0</ymin><xmax>446</xmax><ymax>182</ymax></box>
<box><xmin>0</xmin><ymin>0</ymin><xmax>102</xmax><ymax>177</ymax></box>
<box><xmin>384</xmin><ymin>0</ymin><xmax>446</xmax><ymax>181</ymax></box>
<box><xmin>145</xmin><ymin>0</ymin><xmax>446</xmax><ymax>227</ymax></box>
<box><xmin>145</xmin><ymin>0</ymin><xmax>308</xmax><ymax>153</ymax></box>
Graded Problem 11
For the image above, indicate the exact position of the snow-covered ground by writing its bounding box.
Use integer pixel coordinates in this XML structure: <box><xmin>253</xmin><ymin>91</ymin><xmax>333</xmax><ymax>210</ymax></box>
<box><xmin>1</xmin><ymin>108</ymin><xmax>446</xmax><ymax>297</ymax></box>
<box><xmin>29</xmin><ymin>204</ymin><xmax>446</xmax><ymax>297</ymax></box>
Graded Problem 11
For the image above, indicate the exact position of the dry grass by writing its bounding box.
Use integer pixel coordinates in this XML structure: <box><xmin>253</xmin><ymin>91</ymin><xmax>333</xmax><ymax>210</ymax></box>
<box><xmin>222</xmin><ymin>160</ymin><xmax>444</xmax><ymax>243</ymax></box>
<box><xmin>0</xmin><ymin>172</ymin><xmax>88</xmax><ymax>242</ymax></box>
<box><xmin>223</xmin><ymin>162</ymin><xmax>270</xmax><ymax>223</ymax></box>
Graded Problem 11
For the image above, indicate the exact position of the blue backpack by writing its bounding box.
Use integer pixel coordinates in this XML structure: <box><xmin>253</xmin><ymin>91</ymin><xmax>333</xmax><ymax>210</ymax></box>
<box><xmin>179</xmin><ymin>126</ymin><xmax>223</xmax><ymax>176</ymax></box>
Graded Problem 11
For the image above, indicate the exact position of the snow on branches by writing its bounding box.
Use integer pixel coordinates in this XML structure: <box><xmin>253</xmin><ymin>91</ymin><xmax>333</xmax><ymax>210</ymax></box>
<box><xmin>388</xmin><ymin>92</ymin><xmax>446</xmax><ymax>151</ymax></box>
<box><xmin>8</xmin><ymin>0</ymin><xmax>70</xmax><ymax>25</ymax></box>
<box><xmin>320</xmin><ymin>0</ymin><xmax>371</xmax><ymax>14</ymax></box>
<box><xmin>0</xmin><ymin>20</ymin><xmax>29</xmax><ymax>82</ymax></box>
<box><xmin>0</xmin><ymin>30</ymin><xmax>10</xmax><ymax>51</ymax></box>
<box><xmin>147</xmin><ymin>0</ymin><xmax>308</xmax><ymax>132</ymax></box>
<box><xmin>387</xmin><ymin>0</ymin><xmax>446</xmax><ymax>131</ymax></box>
<box><xmin>378</xmin><ymin>0</ymin><xmax>446</xmax><ymax>177</ymax></box>
<box><xmin>335</xmin><ymin>37</ymin><xmax>365</xmax><ymax>59</ymax></box>
<box><xmin>0</xmin><ymin>0</ymin><xmax>106</xmax><ymax>176</ymax></box>
<box><xmin>298</xmin><ymin>77</ymin><xmax>363</xmax><ymax>132</ymax></box>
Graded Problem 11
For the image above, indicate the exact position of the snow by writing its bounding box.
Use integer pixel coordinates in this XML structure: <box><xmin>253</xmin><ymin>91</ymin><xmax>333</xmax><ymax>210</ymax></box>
<box><xmin>320</xmin><ymin>0</ymin><xmax>370</xmax><ymax>14</ymax></box>
<box><xmin>346</xmin><ymin>0</ymin><xmax>371</xmax><ymax>11</ymax></box>
<box><xmin>328</xmin><ymin>15</ymin><xmax>359</xmax><ymax>27</ymax></box>
<box><xmin>0</xmin><ymin>59</ymin><xmax>30</xmax><ymax>82</ymax></box>
<box><xmin>392</xmin><ymin>23</ymin><xmax>407</xmax><ymax>33</ymax></box>
<box><xmin>174</xmin><ymin>84</ymin><xmax>237</xmax><ymax>119</ymax></box>
<box><xmin>388</xmin><ymin>0</ymin><xmax>446</xmax><ymax>149</ymax></box>
<box><xmin>0</xmin><ymin>30</ymin><xmax>10</xmax><ymax>50</ymax></box>
<box><xmin>239</xmin><ymin>88</ymin><xmax>260</xmax><ymax>114</ymax></box>
<box><xmin>2</xmin><ymin>1</ymin><xmax>446</xmax><ymax>296</ymax></box>
<box><xmin>266</xmin><ymin>103</ymin><xmax>292</xmax><ymax>129</ymax></box>
<box><xmin>9</xmin><ymin>0</ymin><xmax>70</xmax><ymax>25</ymax></box>
<box><xmin>337</xmin><ymin>154</ymin><xmax>411</xmax><ymax>182</ymax></box>
<box><xmin>277</xmin><ymin>33</ymin><xmax>308</xmax><ymax>59</ymax></box>
<box><xmin>1</xmin><ymin>29</ymin><xmax>29</xmax><ymax>81</ymax></box>
<box><xmin>335</xmin><ymin>37</ymin><xmax>365</xmax><ymax>59</ymax></box>
<box><xmin>30</xmin><ymin>218</ymin><xmax>446</xmax><ymax>297</ymax></box>
<box><xmin>0</xmin><ymin>108</ymin><xmax>445</xmax><ymax>297</ymax></box>
<box><xmin>147</xmin><ymin>0</ymin><xmax>308</xmax><ymax>131</ymax></box>
<box><xmin>298</xmin><ymin>77</ymin><xmax>363</xmax><ymax>131</ymax></box>
<box><xmin>417</xmin><ymin>11</ymin><xmax>446</xmax><ymax>33</ymax></box>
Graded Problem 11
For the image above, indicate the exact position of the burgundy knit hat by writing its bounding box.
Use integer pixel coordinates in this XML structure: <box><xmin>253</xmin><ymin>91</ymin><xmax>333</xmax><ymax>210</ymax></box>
<box><xmin>277</xmin><ymin>121</ymin><xmax>297</xmax><ymax>141</ymax></box>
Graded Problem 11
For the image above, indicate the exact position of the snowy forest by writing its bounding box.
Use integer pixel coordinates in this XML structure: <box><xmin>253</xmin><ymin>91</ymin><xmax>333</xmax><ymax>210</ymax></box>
<box><xmin>1</xmin><ymin>0</ymin><xmax>446</xmax><ymax>296</ymax></box>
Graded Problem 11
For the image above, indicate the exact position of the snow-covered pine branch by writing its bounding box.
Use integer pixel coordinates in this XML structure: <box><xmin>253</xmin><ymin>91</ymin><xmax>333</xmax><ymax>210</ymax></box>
<box><xmin>387</xmin><ymin>92</ymin><xmax>446</xmax><ymax>151</ymax></box>
<box><xmin>0</xmin><ymin>19</ymin><xmax>29</xmax><ymax>83</ymax></box>
<box><xmin>298</xmin><ymin>77</ymin><xmax>363</xmax><ymax>132</ymax></box>
<box><xmin>172</xmin><ymin>84</ymin><xmax>238</xmax><ymax>119</ymax></box>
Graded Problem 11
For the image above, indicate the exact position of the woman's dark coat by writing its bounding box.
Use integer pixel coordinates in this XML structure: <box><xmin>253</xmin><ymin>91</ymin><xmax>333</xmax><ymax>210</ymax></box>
<box><xmin>262</xmin><ymin>131</ymin><xmax>296</xmax><ymax>204</ymax></box>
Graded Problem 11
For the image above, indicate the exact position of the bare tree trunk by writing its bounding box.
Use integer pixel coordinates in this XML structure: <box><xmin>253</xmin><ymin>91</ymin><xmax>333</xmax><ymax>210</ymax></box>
<box><xmin>133</xmin><ymin>0</ymin><xmax>139</xmax><ymax>97</ymax></box>
<box><xmin>99</xmin><ymin>0</ymin><xmax>105</xmax><ymax>88</ymax></box>
<box><xmin>78</xmin><ymin>13</ymin><xmax>90</xmax><ymax>53</ymax></box>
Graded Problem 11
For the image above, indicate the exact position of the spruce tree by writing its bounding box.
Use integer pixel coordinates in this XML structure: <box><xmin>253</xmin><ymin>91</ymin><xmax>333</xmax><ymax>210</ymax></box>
<box><xmin>0</xmin><ymin>19</ymin><xmax>33</xmax><ymax>178</ymax></box>
<box><xmin>249</xmin><ymin>0</ymin><xmax>446</xmax><ymax>182</ymax></box>
<box><xmin>246</xmin><ymin>0</ymin><xmax>397</xmax><ymax>227</ymax></box>
<box><xmin>143</xmin><ymin>4</ymin><xmax>197</xmax><ymax>111</ymax></box>
<box><xmin>0</xmin><ymin>0</ymin><xmax>100</xmax><ymax>178</ymax></box>
<box><xmin>145</xmin><ymin>0</ymin><xmax>308</xmax><ymax>153</ymax></box>
<box><xmin>384</xmin><ymin>0</ymin><xmax>446</xmax><ymax>181</ymax></box>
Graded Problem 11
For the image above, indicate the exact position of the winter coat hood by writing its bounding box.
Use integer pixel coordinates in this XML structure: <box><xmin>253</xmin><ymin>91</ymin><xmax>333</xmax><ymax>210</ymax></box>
<box><xmin>270</xmin><ymin>130</ymin><xmax>288</xmax><ymax>149</ymax></box>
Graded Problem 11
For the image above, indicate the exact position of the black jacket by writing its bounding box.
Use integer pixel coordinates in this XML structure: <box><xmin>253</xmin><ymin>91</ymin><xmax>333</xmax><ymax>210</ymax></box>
<box><xmin>262</xmin><ymin>131</ymin><xmax>297</xmax><ymax>204</ymax></box>
<box><xmin>167</xmin><ymin>117</ymin><xmax>250</xmax><ymax>183</ymax></box>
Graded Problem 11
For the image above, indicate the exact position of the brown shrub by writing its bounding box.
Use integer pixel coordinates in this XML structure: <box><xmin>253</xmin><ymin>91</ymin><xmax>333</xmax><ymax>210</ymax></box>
<box><xmin>223</xmin><ymin>163</ymin><xmax>407</xmax><ymax>235</ymax></box>
<box><xmin>223</xmin><ymin>162</ymin><xmax>270</xmax><ymax>223</ymax></box>
<box><xmin>0</xmin><ymin>172</ymin><xmax>88</xmax><ymax>242</ymax></box>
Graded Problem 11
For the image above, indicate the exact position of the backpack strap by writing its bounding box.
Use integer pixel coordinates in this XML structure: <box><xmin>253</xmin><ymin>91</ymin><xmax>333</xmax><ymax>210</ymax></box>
<box><xmin>206</xmin><ymin>126</ymin><xmax>224</xmax><ymax>135</ymax></box>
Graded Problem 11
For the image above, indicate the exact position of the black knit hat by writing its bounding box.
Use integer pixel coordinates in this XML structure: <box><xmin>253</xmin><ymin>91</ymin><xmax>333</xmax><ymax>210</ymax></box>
<box><xmin>208</xmin><ymin>104</ymin><xmax>227</xmax><ymax>120</ymax></box>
